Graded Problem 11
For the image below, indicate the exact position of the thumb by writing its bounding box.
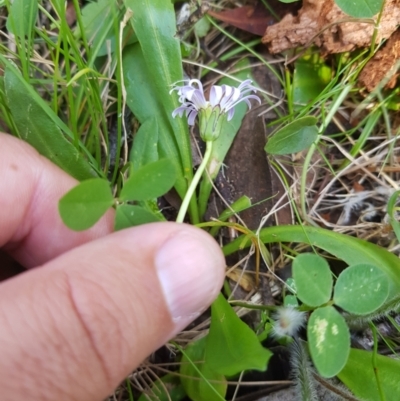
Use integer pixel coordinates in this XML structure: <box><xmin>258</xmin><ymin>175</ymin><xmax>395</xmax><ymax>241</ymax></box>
<box><xmin>0</xmin><ymin>222</ymin><xmax>225</xmax><ymax>401</ymax></box>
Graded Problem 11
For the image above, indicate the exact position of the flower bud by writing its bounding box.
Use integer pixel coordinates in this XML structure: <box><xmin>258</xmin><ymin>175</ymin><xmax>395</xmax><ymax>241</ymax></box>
<box><xmin>198</xmin><ymin>106</ymin><xmax>227</xmax><ymax>141</ymax></box>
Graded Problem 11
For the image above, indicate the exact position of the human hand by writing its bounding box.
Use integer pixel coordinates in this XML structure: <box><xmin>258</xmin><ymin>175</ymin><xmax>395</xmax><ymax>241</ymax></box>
<box><xmin>0</xmin><ymin>133</ymin><xmax>225</xmax><ymax>401</ymax></box>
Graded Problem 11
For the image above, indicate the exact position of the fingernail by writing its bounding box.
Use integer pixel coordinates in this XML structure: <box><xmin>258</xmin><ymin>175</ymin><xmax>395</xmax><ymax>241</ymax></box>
<box><xmin>155</xmin><ymin>229</ymin><xmax>225</xmax><ymax>323</ymax></box>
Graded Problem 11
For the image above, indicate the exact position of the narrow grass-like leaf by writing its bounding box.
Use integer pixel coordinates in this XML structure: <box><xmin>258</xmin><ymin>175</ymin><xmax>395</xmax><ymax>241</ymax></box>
<box><xmin>59</xmin><ymin>179</ymin><xmax>114</xmax><ymax>231</ymax></box>
<box><xmin>129</xmin><ymin>117</ymin><xmax>159</xmax><ymax>171</ymax></box>
<box><xmin>114</xmin><ymin>205</ymin><xmax>162</xmax><ymax>231</ymax></box>
<box><xmin>209</xmin><ymin>196</ymin><xmax>252</xmax><ymax>237</ymax></box>
<box><xmin>335</xmin><ymin>0</ymin><xmax>383</xmax><ymax>18</ymax></box>
<box><xmin>387</xmin><ymin>190</ymin><xmax>400</xmax><ymax>242</ymax></box>
<box><xmin>6</xmin><ymin>0</ymin><xmax>38</xmax><ymax>38</ymax></box>
<box><xmin>338</xmin><ymin>348</ymin><xmax>400</xmax><ymax>401</ymax></box>
<box><xmin>222</xmin><ymin>225</ymin><xmax>400</xmax><ymax>292</ymax></box>
<box><xmin>334</xmin><ymin>264</ymin><xmax>389</xmax><ymax>315</ymax></box>
<box><xmin>216</xmin><ymin>195</ymin><xmax>252</xmax><ymax>222</ymax></box>
<box><xmin>265</xmin><ymin>116</ymin><xmax>318</xmax><ymax>155</ymax></box>
<box><xmin>340</xmin><ymin>110</ymin><xmax>381</xmax><ymax>170</ymax></box>
<box><xmin>293</xmin><ymin>253</ymin><xmax>333</xmax><ymax>307</ymax></box>
<box><xmin>205</xmin><ymin>294</ymin><xmax>272</xmax><ymax>376</ymax></box>
<box><xmin>307</xmin><ymin>306</ymin><xmax>350</xmax><ymax>378</ymax></box>
<box><xmin>120</xmin><ymin>159</ymin><xmax>176</xmax><ymax>201</ymax></box>
<box><xmin>4</xmin><ymin>64</ymin><xmax>97</xmax><ymax>180</ymax></box>
<box><xmin>180</xmin><ymin>337</ymin><xmax>227</xmax><ymax>401</ymax></box>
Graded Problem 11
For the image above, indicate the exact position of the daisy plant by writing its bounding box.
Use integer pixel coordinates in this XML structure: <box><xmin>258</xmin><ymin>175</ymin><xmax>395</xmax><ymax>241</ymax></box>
<box><xmin>171</xmin><ymin>78</ymin><xmax>260</xmax><ymax>222</ymax></box>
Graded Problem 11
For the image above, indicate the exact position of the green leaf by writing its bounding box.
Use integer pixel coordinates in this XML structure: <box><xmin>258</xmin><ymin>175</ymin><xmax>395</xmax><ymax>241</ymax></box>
<box><xmin>123</xmin><ymin>44</ymin><xmax>187</xmax><ymax>200</ymax></box>
<box><xmin>59</xmin><ymin>179</ymin><xmax>114</xmax><ymax>231</ymax></box>
<box><xmin>180</xmin><ymin>337</ymin><xmax>227</xmax><ymax>401</ymax></box>
<box><xmin>129</xmin><ymin>117</ymin><xmax>159</xmax><ymax>171</ymax></box>
<box><xmin>293</xmin><ymin>253</ymin><xmax>333</xmax><ymax>307</ymax></box>
<box><xmin>120</xmin><ymin>159</ymin><xmax>176</xmax><ymax>201</ymax></box>
<box><xmin>137</xmin><ymin>374</ymin><xmax>186</xmax><ymax>401</ymax></box>
<box><xmin>205</xmin><ymin>294</ymin><xmax>272</xmax><ymax>376</ymax></box>
<box><xmin>114</xmin><ymin>204</ymin><xmax>162</xmax><ymax>231</ymax></box>
<box><xmin>286</xmin><ymin>277</ymin><xmax>297</xmax><ymax>294</ymax></box>
<box><xmin>334</xmin><ymin>264</ymin><xmax>389</xmax><ymax>315</ymax></box>
<box><xmin>79</xmin><ymin>0</ymin><xmax>116</xmax><ymax>57</ymax></box>
<box><xmin>123</xmin><ymin>44</ymin><xmax>164</xmax><ymax>124</ymax></box>
<box><xmin>307</xmin><ymin>306</ymin><xmax>350</xmax><ymax>378</ymax></box>
<box><xmin>334</xmin><ymin>0</ymin><xmax>383</xmax><ymax>18</ymax></box>
<box><xmin>265</xmin><ymin>116</ymin><xmax>318</xmax><ymax>155</ymax></box>
<box><xmin>194</xmin><ymin>17</ymin><xmax>211</xmax><ymax>38</ymax></box>
<box><xmin>123</xmin><ymin>0</ymin><xmax>194</xmax><ymax>203</ymax></box>
<box><xmin>284</xmin><ymin>295</ymin><xmax>299</xmax><ymax>307</ymax></box>
<box><xmin>338</xmin><ymin>348</ymin><xmax>400</xmax><ymax>401</ymax></box>
<box><xmin>222</xmin><ymin>225</ymin><xmax>400</xmax><ymax>292</ymax></box>
<box><xmin>293</xmin><ymin>57</ymin><xmax>331</xmax><ymax>108</ymax></box>
<box><xmin>4</xmin><ymin>64</ymin><xmax>97</xmax><ymax>181</ymax></box>
<box><xmin>6</xmin><ymin>0</ymin><xmax>38</xmax><ymax>37</ymax></box>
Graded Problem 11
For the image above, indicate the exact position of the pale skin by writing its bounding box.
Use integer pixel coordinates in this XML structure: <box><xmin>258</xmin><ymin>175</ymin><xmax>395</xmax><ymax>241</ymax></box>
<box><xmin>0</xmin><ymin>133</ymin><xmax>225</xmax><ymax>401</ymax></box>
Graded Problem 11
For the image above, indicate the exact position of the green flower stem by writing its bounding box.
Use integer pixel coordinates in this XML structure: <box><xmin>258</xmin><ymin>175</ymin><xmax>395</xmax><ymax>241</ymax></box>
<box><xmin>177</xmin><ymin>140</ymin><xmax>213</xmax><ymax>223</ymax></box>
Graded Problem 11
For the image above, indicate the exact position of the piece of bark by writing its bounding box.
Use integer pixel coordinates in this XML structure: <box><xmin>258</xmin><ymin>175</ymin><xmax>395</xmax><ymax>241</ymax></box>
<box><xmin>359</xmin><ymin>27</ymin><xmax>400</xmax><ymax>91</ymax></box>
<box><xmin>224</xmin><ymin>106</ymin><xmax>272</xmax><ymax>230</ymax></box>
<box><xmin>262</xmin><ymin>0</ymin><xmax>400</xmax><ymax>54</ymax></box>
<box><xmin>222</xmin><ymin>62</ymin><xmax>292</xmax><ymax>230</ymax></box>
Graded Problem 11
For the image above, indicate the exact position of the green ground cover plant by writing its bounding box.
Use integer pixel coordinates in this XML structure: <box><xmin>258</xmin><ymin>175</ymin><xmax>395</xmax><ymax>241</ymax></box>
<box><xmin>1</xmin><ymin>0</ymin><xmax>400</xmax><ymax>400</ymax></box>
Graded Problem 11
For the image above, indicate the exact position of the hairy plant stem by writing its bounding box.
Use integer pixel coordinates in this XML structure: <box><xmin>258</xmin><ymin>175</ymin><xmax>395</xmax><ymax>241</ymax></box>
<box><xmin>177</xmin><ymin>140</ymin><xmax>213</xmax><ymax>223</ymax></box>
<box><xmin>290</xmin><ymin>339</ymin><xmax>317</xmax><ymax>401</ymax></box>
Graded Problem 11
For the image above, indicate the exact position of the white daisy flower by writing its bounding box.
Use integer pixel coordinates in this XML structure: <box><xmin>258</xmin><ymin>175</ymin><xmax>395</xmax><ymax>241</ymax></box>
<box><xmin>170</xmin><ymin>79</ymin><xmax>261</xmax><ymax>141</ymax></box>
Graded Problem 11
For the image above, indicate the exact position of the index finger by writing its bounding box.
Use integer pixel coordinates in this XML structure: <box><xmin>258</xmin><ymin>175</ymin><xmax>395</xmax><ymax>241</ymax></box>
<box><xmin>0</xmin><ymin>133</ymin><xmax>114</xmax><ymax>268</ymax></box>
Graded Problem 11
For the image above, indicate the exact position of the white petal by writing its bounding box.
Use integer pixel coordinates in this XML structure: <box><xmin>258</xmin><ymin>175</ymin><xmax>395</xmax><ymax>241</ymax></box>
<box><xmin>188</xmin><ymin>79</ymin><xmax>204</xmax><ymax>92</ymax></box>
<box><xmin>220</xmin><ymin>86</ymin><xmax>239</xmax><ymax>110</ymax></box>
<box><xmin>226</xmin><ymin>94</ymin><xmax>261</xmax><ymax>112</ymax></box>
<box><xmin>238</xmin><ymin>79</ymin><xmax>253</xmax><ymax>91</ymax></box>
<box><xmin>169</xmin><ymin>79</ymin><xmax>190</xmax><ymax>94</ymax></box>
<box><xmin>210</xmin><ymin>85</ymin><xmax>223</xmax><ymax>106</ymax></box>
<box><xmin>190</xmin><ymin>89</ymin><xmax>207</xmax><ymax>109</ymax></box>
<box><xmin>243</xmin><ymin>94</ymin><xmax>261</xmax><ymax>104</ymax></box>
<box><xmin>172</xmin><ymin>105</ymin><xmax>189</xmax><ymax>118</ymax></box>
<box><xmin>180</xmin><ymin>86</ymin><xmax>196</xmax><ymax>99</ymax></box>
<box><xmin>187</xmin><ymin>109</ymin><xmax>198</xmax><ymax>125</ymax></box>
<box><xmin>222</xmin><ymin>84</ymin><xmax>233</xmax><ymax>99</ymax></box>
